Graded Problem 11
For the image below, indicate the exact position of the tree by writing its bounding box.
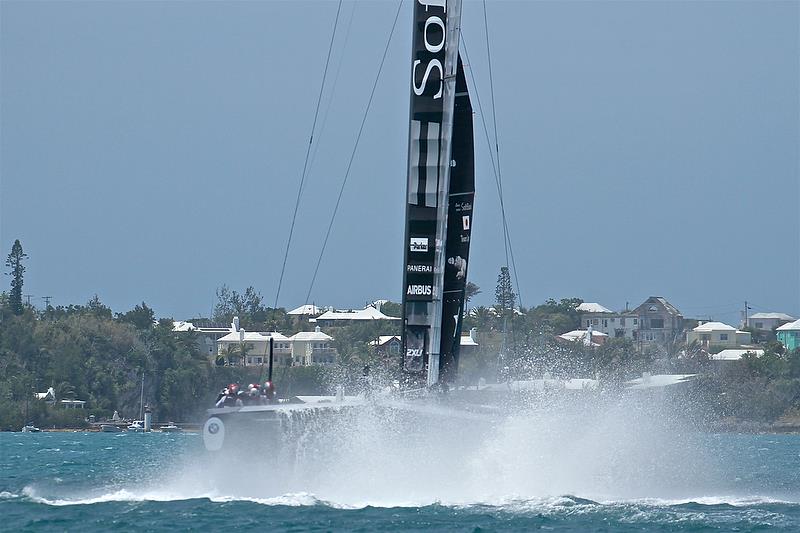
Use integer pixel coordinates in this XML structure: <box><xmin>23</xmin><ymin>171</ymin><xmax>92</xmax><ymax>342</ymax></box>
<box><xmin>5</xmin><ymin>239</ymin><xmax>27</xmax><ymax>315</ymax></box>
<box><xmin>213</xmin><ymin>285</ymin><xmax>267</xmax><ymax>328</ymax></box>
<box><xmin>117</xmin><ymin>302</ymin><xmax>156</xmax><ymax>330</ymax></box>
<box><xmin>465</xmin><ymin>282</ymin><xmax>481</xmax><ymax>305</ymax></box>
<box><xmin>494</xmin><ymin>266</ymin><xmax>515</xmax><ymax>318</ymax></box>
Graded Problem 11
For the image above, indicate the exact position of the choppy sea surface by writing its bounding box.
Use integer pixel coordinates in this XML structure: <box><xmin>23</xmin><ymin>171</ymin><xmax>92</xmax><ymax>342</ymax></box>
<box><xmin>2</xmin><ymin>428</ymin><xmax>800</xmax><ymax>531</ymax></box>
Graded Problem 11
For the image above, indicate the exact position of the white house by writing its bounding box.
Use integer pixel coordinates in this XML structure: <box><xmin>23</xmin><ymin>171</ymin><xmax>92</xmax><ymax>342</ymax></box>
<box><xmin>687</xmin><ymin>321</ymin><xmax>751</xmax><ymax>349</ymax></box>
<box><xmin>290</xmin><ymin>327</ymin><xmax>336</xmax><ymax>366</ymax></box>
<box><xmin>577</xmin><ymin>302</ymin><xmax>644</xmax><ymax>340</ymax></box>
<box><xmin>746</xmin><ymin>312</ymin><xmax>795</xmax><ymax>332</ymax></box>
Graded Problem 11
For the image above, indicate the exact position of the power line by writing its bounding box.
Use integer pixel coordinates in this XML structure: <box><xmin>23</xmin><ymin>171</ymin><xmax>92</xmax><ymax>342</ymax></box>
<box><xmin>307</xmin><ymin>1</ymin><xmax>357</xmax><ymax>178</ymax></box>
<box><xmin>305</xmin><ymin>0</ymin><xmax>405</xmax><ymax>304</ymax></box>
<box><xmin>482</xmin><ymin>0</ymin><xmax>522</xmax><ymax>309</ymax></box>
<box><xmin>461</xmin><ymin>28</ymin><xmax>522</xmax><ymax>308</ymax></box>
<box><xmin>274</xmin><ymin>0</ymin><xmax>344</xmax><ymax>310</ymax></box>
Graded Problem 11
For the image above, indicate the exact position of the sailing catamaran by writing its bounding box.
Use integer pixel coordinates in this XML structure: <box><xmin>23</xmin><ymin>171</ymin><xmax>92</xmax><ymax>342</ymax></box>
<box><xmin>203</xmin><ymin>0</ymin><xmax>475</xmax><ymax>452</ymax></box>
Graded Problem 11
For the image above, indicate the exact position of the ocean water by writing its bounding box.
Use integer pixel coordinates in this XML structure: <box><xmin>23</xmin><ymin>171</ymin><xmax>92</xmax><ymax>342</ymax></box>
<box><xmin>2</xmin><ymin>412</ymin><xmax>800</xmax><ymax>532</ymax></box>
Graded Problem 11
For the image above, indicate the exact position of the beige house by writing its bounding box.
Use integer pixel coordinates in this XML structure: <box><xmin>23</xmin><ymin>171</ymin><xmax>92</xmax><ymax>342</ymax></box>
<box><xmin>216</xmin><ymin>331</ymin><xmax>292</xmax><ymax>366</ymax></box>
<box><xmin>687</xmin><ymin>321</ymin><xmax>751</xmax><ymax>349</ymax></box>
<box><xmin>290</xmin><ymin>327</ymin><xmax>337</xmax><ymax>366</ymax></box>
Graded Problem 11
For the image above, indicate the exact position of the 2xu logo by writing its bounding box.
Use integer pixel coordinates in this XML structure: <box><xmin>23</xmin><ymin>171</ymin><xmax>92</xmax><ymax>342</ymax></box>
<box><xmin>412</xmin><ymin>0</ymin><xmax>447</xmax><ymax>100</ymax></box>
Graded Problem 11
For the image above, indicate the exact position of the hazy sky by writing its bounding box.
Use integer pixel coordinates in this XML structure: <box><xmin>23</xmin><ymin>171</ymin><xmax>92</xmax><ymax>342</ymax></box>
<box><xmin>1</xmin><ymin>0</ymin><xmax>798</xmax><ymax>325</ymax></box>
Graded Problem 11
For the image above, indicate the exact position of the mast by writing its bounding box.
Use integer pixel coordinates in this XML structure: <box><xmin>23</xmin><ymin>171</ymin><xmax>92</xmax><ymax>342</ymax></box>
<box><xmin>402</xmin><ymin>0</ymin><xmax>472</xmax><ymax>388</ymax></box>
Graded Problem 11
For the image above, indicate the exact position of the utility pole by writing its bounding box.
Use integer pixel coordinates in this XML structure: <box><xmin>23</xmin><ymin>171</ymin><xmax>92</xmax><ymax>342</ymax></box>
<box><xmin>743</xmin><ymin>301</ymin><xmax>751</xmax><ymax>328</ymax></box>
<box><xmin>24</xmin><ymin>294</ymin><xmax>33</xmax><ymax>306</ymax></box>
<box><xmin>42</xmin><ymin>296</ymin><xmax>53</xmax><ymax>308</ymax></box>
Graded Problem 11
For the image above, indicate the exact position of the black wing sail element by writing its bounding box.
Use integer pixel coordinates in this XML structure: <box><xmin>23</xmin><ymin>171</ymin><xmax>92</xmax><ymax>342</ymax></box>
<box><xmin>401</xmin><ymin>0</ymin><xmax>468</xmax><ymax>387</ymax></box>
<box><xmin>437</xmin><ymin>55</ymin><xmax>474</xmax><ymax>385</ymax></box>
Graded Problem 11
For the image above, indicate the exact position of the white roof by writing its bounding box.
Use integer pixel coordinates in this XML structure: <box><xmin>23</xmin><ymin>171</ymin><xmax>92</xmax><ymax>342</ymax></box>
<box><xmin>291</xmin><ymin>328</ymin><xmax>333</xmax><ymax>342</ymax></box>
<box><xmin>558</xmin><ymin>329</ymin><xmax>608</xmax><ymax>347</ymax></box>
<box><xmin>316</xmin><ymin>305</ymin><xmax>400</xmax><ymax>321</ymax></box>
<box><xmin>625</xmin><ymin>374</ymin><xmax>696</xmax><ymax>389</ymax></box>
<box><xmin>693</xmin><ymin>321</ymin><xmax>736</xmax><ymax>332</ymax></box>
<box><xmin>711</xmin><ymin>349</ymin><xmax>764</xmax><ymax>361</ymax></box>
<box><xmin>460</xmin><ymin>334</ymin><xmax>478</xmax><ymax>347</ymax></box>
<box><xmin>777</xmin><ymin>319</ymin><xmax>800</xmax><ymax>331</ymax></box>
<box><xmin>370</xmin><ymin>335</ymin><xmax>401</xmax><ymax>346</ymax></box>
<box><xmin>217</xmin><ymin>331</ymin><xmax>290</xmax><ymax>342</ymax></box>
<box><xmin>287</xmin><ymin>304</ymin><xmax>322</xmax><ymax>316</ymax></box>
<box><xmin>750</xmin><ymin>312</ymin><xmax>795</xmax><ymax>321</ymax></box>
<box><xmin>172</xmin><ymin>321</ymin><xmax>196</xmax><ymax>332</ymax></box>
<box><xmin>576</xmin><ymin>302</ymin><xmax>612</xmax><ymax>314</ymax></box>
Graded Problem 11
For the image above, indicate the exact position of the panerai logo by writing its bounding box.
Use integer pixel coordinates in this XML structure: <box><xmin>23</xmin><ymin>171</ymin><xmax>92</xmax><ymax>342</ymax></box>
<box><xmin>407</xmin><ymin>264</ymin><xmax>433</xmax><ymax>273</ymax></box>
<box><xmin>412</xmin><ymin>0</ymin><xmax>447</xmax><ymax>100</ymax></box>
<box><xmin>410</xmin><ymin>237</ymin><xmax>429</xmax><ymax>252</ymax></box>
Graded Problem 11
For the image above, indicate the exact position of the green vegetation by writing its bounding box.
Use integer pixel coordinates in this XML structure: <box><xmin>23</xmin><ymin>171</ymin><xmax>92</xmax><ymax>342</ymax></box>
<box><xmin>1</xmin><ymin>246</ymin><xmax>798</xmax><ymax>430</ymax></box>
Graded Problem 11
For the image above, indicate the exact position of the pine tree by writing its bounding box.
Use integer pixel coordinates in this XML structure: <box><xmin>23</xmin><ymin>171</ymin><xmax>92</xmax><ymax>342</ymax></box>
<box><xmin>494</xmin><ymin>266</ymin><xmax>515</xmax><ymax>318</ymax></box>
<box><xmin>5</xmin><ymin>239</ymin><xmax>27</xmax><ymax>315</ymax></box>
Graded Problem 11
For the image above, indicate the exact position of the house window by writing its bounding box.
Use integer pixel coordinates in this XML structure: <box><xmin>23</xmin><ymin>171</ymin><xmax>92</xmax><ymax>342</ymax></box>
<box><xmin>586</xmin><ymin>320</ymin><xmax>591</xmax><ymax>327</ymax></box>
<box><xmin>701</xmin><ymin>334</ymin><xmax>711</xmax><ymax>341</ymax></box>
<box><xmin>651</xmin><ymin>318</ymin><xmax>664</xmax><ymax>329</ymax></box>
<box><xmin>633</xmin><ymin>318</ymin><xmax>638</xmax><ymax>325</ymax></box>
<box><xmin>603</xmin><ymin>319</ymin><xmax>608</xmax><ymax>327</ymax></box>
<box><xmin>592</xmin><ymin>319</ymin><xmax>598</xmax><ymax>325</ymax></box>
<box><xmin>620</xmin><ymin>318</ymin><xmax>626</xmax><ymax>326</ymax></box>
<box><xmin>720</xmin><ymin>333</ymin><xmax>728</xmax><ymax>341</ymax></box>
<box><xmin>755</xmin><ymin>322</ymin><xmax>763</xmax><ymax>329</ymax></box>
<box><xmin>390</xmin><ymin>343</ymin><xmax>400</xmax><ymax>355</ymax></box>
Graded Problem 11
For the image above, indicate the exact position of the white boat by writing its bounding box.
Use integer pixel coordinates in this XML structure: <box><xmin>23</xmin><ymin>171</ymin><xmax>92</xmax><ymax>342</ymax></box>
<box><xmin>127</xmin><ymin>420</ymin><xmax>145</xmax><ymax>432</ymax></box>
<box><xmin>21</xmin><ymin>424</ymin><xmax>41</xmax><ymax>433</ymax></box>
<box><xmin>159</xmin><ymin>422</ymin><xmax>182</xmax><ymax>433</ymax></box>
<box><xmin>100</xmin><ymin>424</ymin><xmax>121</xmax><ymax>433</ymax></box>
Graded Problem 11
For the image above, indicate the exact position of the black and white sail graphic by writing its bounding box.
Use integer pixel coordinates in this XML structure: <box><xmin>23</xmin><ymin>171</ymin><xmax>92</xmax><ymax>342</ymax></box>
<box><xmin>402</xmin><ymin>0</ymin><xmax>472</xmax><ymax>386</ymax></box>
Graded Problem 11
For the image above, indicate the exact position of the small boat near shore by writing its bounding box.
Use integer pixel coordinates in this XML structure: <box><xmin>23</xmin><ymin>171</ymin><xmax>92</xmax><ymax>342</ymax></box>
<box><xmin>21</xmin><ymin>423</ymin><xmax>41</xmax><ymax>433</ymax></box>
<box><xmin>159</xmin><ymin>422</ymin><xmax>182</xmax><ymax>433</ymax></box>
<box><xmin>127</xmin><ymin>420</ymin><xmax>145</xmax><ymax>432</ymax></box>
<box><xmin>100</xmin><ymin>424</ymin><xmax>121</xmax><ymax>433</ymax></box>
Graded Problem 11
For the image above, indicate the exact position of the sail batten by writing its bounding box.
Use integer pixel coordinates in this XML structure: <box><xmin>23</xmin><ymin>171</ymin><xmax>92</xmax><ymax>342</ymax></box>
<box><xmin>402</xmin><ymin>0</ymin><xmax>473</xmax><ymax>387</ymax></box>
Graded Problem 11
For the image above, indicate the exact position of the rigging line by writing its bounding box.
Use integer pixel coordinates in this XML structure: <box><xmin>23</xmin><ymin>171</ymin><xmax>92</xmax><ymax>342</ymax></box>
<box><xmin>461</xmin><ymin>32</ymin><xmax>523</xmax><ymax>308</ymax></box>
<box><xmin>274</xmin><ymin>0</ymin><xmax>344</xmax><ymax>310</ymax></box>
<box><xmin>307</xmin><ymin>1</ymin><xmax>357</xmax><ymax>176</ymax></box>
<box><xmin>304</xmin><ymin>0</ymin><xmax>404</xmax><ymax>305</ymax></box>
<box><xmin>481</xmin><ymin>0</ymin><xmax>523</xmax><ymax>308</ymax></box>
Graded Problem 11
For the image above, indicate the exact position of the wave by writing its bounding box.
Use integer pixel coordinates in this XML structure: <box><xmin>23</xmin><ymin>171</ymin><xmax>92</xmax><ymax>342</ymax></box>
<box><xmin>17</xmin><ymin>485</ymin><xmax>799</xmax><ymax>512</ymax></box>
<box><xmin>19</xmin><ymin>486</ymin><xmax>347</xmax><ymax>509</ymax></box>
